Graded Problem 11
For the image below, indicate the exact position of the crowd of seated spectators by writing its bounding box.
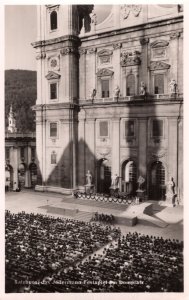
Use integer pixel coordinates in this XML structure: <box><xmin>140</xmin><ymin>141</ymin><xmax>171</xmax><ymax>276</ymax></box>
<box><xmin>5</xmin><ymin>210</ymin><xmax>120</xmax><ymax>292</ymax></box>
<box><xmin>5</xmin><ymin>210</ymin><xmax>183</xmax><ymax>293</ymax></box>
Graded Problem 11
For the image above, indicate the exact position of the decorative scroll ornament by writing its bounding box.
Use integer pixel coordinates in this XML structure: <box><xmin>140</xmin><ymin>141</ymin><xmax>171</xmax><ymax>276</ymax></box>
<box><xmin>113</xmin><ymin>43</ymin><xmax>122</xmax><ymax>50</ymax></box>
<box><xmin>79</xmin><ymin>48</ymin><xmax>87</xmax><ymax>55</ymax></box>
<box><xmin>120</xmin><ymin>51</ymin><xmax>141</xmax><ymax>67</ymax></box>
<box><xmin>87</xmin><ymin>48</ymin><xmax>97</xmax><ymax>54</ymax></box>
<box><xmin>36</xmin><ymin>53</ymin><xmax>46</xmax><ymax>60</ymax></box>
<box><xmin>140</xmin><ymin>38</ymin><xmax>149</xmax><ymax>45</ymax></box>
<box><xmin>90</xmin><ymin>10</ymin><xmax>97</xmax><ymax>25</ymax></box>
<box><xmin>170</xmin><ymin>32</ymin><xmax>180</xmax><ymax>40</ymax></box>
<box><xmin>60</xmin><ymin>47</ymin><xmax>78</xmax><ymax>55</ymax></box>
<box><xmin>121</xmin><ymin>5</ymin><xmax>142</xmax><ymax>20</ymax></box>
<box><xmin>132</xmin><ymin>5</ymin><xmax>142</xmax><ymax>17</ymax></box>
<box><xmin>121</xmin><ymin>5</ymin><xmax>131</xmax><ymax>19</ymax></box>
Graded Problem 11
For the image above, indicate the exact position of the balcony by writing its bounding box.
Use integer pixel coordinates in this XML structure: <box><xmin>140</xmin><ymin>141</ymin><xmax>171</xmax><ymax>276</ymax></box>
<box><xmin>79</xmin><ymin>93</ymin><xmax>183</xmax><ymax>105</ymax></box>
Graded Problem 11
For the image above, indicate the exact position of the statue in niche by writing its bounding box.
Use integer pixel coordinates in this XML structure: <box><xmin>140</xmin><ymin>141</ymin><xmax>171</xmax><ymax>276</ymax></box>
<box><xmin>86</xmin><ymin>170</ymin><xmax>92</xmax><ymax>185</ymax></box>
<box><xmin>166</xmin><ymin>177</ymin><xmax>176</xmax><ymax>205</ymax></box>
<box><xmin>140</xmin><ymin>81</ymin><xmax>146</xmax><ymax>96</ymax></box>
<box><xmin>169</xmin><ymin>79</ymin><xmax>177</xmax><ymax>94</ymax></box>
<box><xmin>113</xmin><ymin>85</ymin><xmax>120</xmax><ymax>100</ymax></box>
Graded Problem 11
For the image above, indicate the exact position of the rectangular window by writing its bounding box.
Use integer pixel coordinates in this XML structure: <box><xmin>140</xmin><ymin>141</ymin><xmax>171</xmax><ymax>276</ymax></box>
<box><xmin>5</xmin><ymin>148</ymin><xmax>10</xmax><ymax>160</ymax></box>
<box><xmin>125</xmin><ymin>120</ymin><xmax>135</xmax><ymax>137</ymax></box>
<box><xmin>154</xmin><ymin>74</ymin><xmax>164</xmax><ymax>94</ymax></box>
<box><xmin>31</xmin><ymin>147</ymin><xmax>35</xmax><ymax>159</ymax></box>
<box><xmin>101</xmin><ymin>80</ymin><xmax>109</xmax><ymax>98</ymax></box>
<box><xmin>20</xmin><ymin>147</ymin><xmax>25</xmax><ymax>159</ymax></box>
<box><xmin>152</xmin><ymin>120</ymin><xmax>163</xmax><ymax>137</ymax></box>
<box><xmin>50</xmin><ymin>123</ymin><xmax>57</xmax><ymax>137</ymax></box>
<box><xmin>51</xmin><ymin>151</ymin><xmax>57</xmax><ymax>164</ymax></box>
<box><xmin>50</xmin><ymin>83</ymin><xmax>57</xmax><ymax>100</ymax></box>
<box><xmin>99</xmin><ymin>121</ymin><xmax>108</xmax><ymax>137</ymax></box>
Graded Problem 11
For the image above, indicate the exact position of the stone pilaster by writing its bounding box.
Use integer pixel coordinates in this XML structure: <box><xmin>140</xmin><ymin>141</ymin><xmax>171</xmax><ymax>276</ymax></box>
<box><xmin>140</xmin><ymin>37</ymin><xmax>149</xmax><ymax>94</ymax></box>
<box><xmin>79</xmin><ymin>48</ymin><xmax>87</xmax><ymax>99</ymax></box>
<box><xmin>138</xmin><ymin>118</ymin><xmax>147</xmax><ymax>179</ymax></box>
<box><xmin>85</xmin><ymin>118</ymin><xmax>95</xmax><ymax>181</ymax></box>
<box><xmin>78</xmin><ymin>117</ymin><xmax>86</xmax><ymax>187</ymax></box>
<box><xmin>111</xmin><ymin>118</ymin><xmax>120</xmax><ymax>177</ymax></box>
<box><xmin>113</xmin><ymin>43</ymin><xmax>122</xmax><ymax>93</ymax></box>
<box><xmin>13</xmin><ymin>147</ymin><xmax>18</xmax><ymax>190</ymax></box>
<box><xmin>168</xmin><ymin>118</ymin><xmax>178</xmax><ymax>184</ymax></box>
<box><xmin>169</xmin><ymin>32</ymin><xmax>180</xmax><ymax>84</ymax></box>
<box><xmin>86</xmin><ymin>48</ymin><xmax>96</xmax><ymax>99</ymax></box>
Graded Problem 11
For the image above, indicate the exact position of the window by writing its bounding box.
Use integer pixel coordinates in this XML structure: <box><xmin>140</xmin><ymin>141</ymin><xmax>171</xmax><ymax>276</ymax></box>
<box><xmin>154</xmin><ymin>74</ymin><xmax>164</xmax><ymax>94</ymax></box>
<box><xmin>101</xmin><ymin>80</ymin><xmax>109</xmax><ymax>98</ymax></box>
<box><xmin>126</xmin><ymin>74</ymin><xmax>135</xmax><ymax>96</ymax></box>
<box><xmin>50</xmin><ymin>83</ymin><xmax>57</xmax><ymax>100</ymax></box>
<box><xmin>50</xmin><ymin>11</ymin><xmax>57</xmax><ymax>30</ymax></box>
<box><xmin>99</xmin><ymin>121</ymin><xmax>108</xmax><ymax>137</ymax></box>
<box><xmin>5</xmin><ymin>148</ymin><xmax>10</xmax><ymax>160</ymax></box>
<box><xmin>51</xmin><ymin>151</ymin><xmax>57</xmax><ymax>164</ymax></box>
<box><xmin>125</xmin><ymin>120</ymin><xmax>135</xmax><ymax>137</ymax></box>
<box><xmin>50</xmin><ymin>123</ymin><xmax>57</xmax><ymax>137</ymax></box>
<box><xmin>20</xmin><ymin>147</ymin><xmax>25</xmax><ymax>159</ymax></box>
<box><xmin>152</xmin><ymin>120</ymin><xmax>163</xmax><ymax>137</ymax></box>
<box><xmin>31</xmin><ymin>148</ymin><xmax>35</xmax><ymax>159</ymax></box>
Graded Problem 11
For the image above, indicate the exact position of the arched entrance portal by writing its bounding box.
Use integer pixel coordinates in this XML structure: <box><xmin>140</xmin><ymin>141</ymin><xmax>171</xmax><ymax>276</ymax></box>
<box><xmin>97</xmin><ymin>159</ymin><xmax>111</xmax><ymax>194</ymax></box>
<box><xmin>121</xmin><ymin>160</ymin><xmax>137</xmax><ymax>194</ymax></box>
<box><xmin>29</xmin><ymin>162</ymin><xmax>37</xmax><ymax>188</ymax></box>
<box><xmin>5</xmin><ymin>164</ymin><xmax>13</xmax><ymax>191</ymax></box>
<box><xmin>149</xmin><ymin>161</ymin><xmax>166</xmax><ymax>200</ymax></box>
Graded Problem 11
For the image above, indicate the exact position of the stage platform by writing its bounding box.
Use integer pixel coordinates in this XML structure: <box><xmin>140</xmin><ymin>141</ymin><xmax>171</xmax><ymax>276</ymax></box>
<box><xmin>37</xmin><ymin>196</ymin><xmax>183</xmax><ymax>228</ymax></box>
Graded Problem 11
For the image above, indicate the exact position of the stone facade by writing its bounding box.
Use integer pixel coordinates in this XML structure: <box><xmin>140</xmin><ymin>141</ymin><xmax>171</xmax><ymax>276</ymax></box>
<box><xmin>32</xmin><ymin>5</ymin><xmax>183</xmax><ymax>201</ymax></box>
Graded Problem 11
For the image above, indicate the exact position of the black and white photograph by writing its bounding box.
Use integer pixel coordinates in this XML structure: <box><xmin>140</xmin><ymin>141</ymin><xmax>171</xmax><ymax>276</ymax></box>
<box><xmin>3</xmin><ymin>3</ymin><xmax>187</xmax><ymax>297</ymax></box>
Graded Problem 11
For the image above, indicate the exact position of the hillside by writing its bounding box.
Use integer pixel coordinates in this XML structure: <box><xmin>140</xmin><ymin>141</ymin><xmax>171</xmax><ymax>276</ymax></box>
<box><xmin>5</xmin><ymin>69</ymin><xmax>37</xmax><ymax>133</ymax></box>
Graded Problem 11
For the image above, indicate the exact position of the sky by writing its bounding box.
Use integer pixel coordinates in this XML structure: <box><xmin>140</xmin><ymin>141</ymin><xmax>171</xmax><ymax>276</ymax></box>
<box><xmin>5</xmin><ymin>5</ymin><xmax>37</xmax><ymax>70</ymax></box>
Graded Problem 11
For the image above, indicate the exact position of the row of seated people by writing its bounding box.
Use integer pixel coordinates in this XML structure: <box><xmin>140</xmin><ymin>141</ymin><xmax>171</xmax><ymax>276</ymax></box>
<box><xmin>91</xmin><ymin>212</ymin><xmax>115</xmax><ymax>224</ymax></box>
<box><xmin>29</xmin><ymin>233</ymin><xmax>183</xmax><ymax>293</ymax></box>
<box><xmin>5</xmin><ymin>210</ymin><xmax>121</xmax><ymax>292</ymax></box>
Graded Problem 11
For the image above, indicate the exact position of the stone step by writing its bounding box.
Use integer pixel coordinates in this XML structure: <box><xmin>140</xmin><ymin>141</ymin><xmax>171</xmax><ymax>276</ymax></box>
<box><xmin>46</xmin><ymin>206</ymin><xmax>93</xmax><ymax>222</ymax></box>
<box><xmin>137</xmin><ymin>213</ymin><xmax>168</xmax><ymax>228</ymax></box>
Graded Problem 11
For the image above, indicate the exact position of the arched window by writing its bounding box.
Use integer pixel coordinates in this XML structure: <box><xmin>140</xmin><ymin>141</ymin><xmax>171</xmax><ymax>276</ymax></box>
<box><xmin>126</xmin><ymin>74</ymin><xmax>135</xmax><ymax>96</ymax></box>
<box><xmin>50</xmin><ymin>11</ymin><xmax>57</xmax><ymax>30</ymax></box>
<box><xmin>150</xmin><ymin>161</ymin><xmax>166</xmax><ymax>200</ymax></box>
<box><xmin>124</xmin><ymin>161</ymin><xmax>137</xmax><ymax>183</ymax></box>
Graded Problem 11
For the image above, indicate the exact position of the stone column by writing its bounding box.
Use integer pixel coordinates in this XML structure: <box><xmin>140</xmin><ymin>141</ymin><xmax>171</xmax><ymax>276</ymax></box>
<box><xmin>79</xmin><ymin>48</ymin><xmax>87</xmax><ymax>100</ymax></box>
<box><xmin>111</xmin><ymin>118</ymin><xmax>120</xmax><ymax>178</ymax></box>
<box><xmin>85</xmin><ymin>118</ymin><xmax>95</xmax><ymax>184</ymax></box>
<box><xmin>138</xmin><ymin>118</ymin><xmax>147</xmax><ymax>179</ymax></box>
<box><xmin>24</xmin><ymin>146</ymin><xmax>32</xmax><ymax>188</ymax></box>
<box><xmin>13</xmin><ymin>147</ymin><xmax>18</xmax><ymax>190</ymax></box>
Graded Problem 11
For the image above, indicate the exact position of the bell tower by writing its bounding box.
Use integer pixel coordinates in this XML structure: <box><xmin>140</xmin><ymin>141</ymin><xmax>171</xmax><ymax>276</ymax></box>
<box><xmin>32</xmin><ymin>5</ymin><xmax>93</xmax><ymax>193</ymax></box>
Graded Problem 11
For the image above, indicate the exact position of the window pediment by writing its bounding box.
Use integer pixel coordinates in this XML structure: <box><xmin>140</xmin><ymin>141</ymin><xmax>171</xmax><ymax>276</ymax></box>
<box><xmin>97</xmin><ymin>68</ymin><xmax>114</xmax><ymax>77</ymax></box>
<box><xmin>46</xmin><ymin>71</ymin><xmax>61</xmax><ymax>80</ymax></box>
<box><xmin>98</xmin><ymin>49</ymin><xmax>113</xmax><ymax>57</ymax></box>
<box><xmin>150</xmin><ymin>61</ymin><xmax>170</xmax><ymax>71</ymax></box>
<box><xmin>150</xmin><ymin>40</ymin><xmax>169</xmax><ymax>48</ymax></box>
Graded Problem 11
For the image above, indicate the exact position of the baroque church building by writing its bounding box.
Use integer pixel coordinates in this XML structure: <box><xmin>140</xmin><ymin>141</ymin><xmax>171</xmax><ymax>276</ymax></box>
<box><xmin>32</xmin><ymin>5</ymin><xmax>183</xmax><ymax>202</ymax></box>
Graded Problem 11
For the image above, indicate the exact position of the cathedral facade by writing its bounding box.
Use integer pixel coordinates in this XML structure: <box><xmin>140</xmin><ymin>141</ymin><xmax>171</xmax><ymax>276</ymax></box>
<box><xmin>32</xmin><ymin>5</ymin><xmax>183</xmax><ymax>201</ymax></box>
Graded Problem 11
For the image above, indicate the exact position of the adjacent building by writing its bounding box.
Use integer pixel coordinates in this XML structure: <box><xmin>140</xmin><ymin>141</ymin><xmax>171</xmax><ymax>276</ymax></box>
<box><xmin>32</xmin><ymin>5</ymin><xmax>183</xmax><ymax>201</ymax></box>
